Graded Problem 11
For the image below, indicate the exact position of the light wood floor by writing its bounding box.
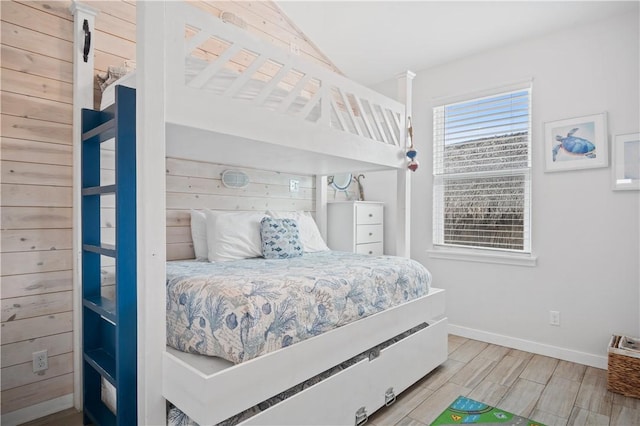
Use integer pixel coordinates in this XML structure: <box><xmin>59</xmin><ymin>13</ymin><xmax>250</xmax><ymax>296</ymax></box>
<box><xmin>20</xmin><ymin>335</ymin><xmax>640</xmax><ymax>426</ymax></box>
<box><xmin>367</xmin><ymin>335</ymin><xmax>640</xmax><ymax>426</ymax></box>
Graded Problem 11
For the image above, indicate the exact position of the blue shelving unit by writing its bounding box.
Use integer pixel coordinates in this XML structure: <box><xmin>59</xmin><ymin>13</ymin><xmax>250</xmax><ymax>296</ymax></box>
<box><xmin>81</xmin><ymin>86</ymin><xmax>137</xmax><ymax>426</ymax></box>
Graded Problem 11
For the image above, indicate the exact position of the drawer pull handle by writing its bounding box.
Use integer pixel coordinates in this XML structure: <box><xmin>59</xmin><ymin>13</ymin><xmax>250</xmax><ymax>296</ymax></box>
<box><xmin>355</xmin><ymin>407</ymin><xmax>368</xmax><ymax>426</ymax></box>
<box><xmin>385</xmin><ymin>388</ymin><xmax>396</xmax><ymax>406</ymax></box>
<box><xmin>369</xmin><ymin>232</ymin><xmax>373</xmax><ymax>236</ymax></box>
<box><xmin>368</xmin><ymin>213</ymin><xmax>373</xmax><ymax>217</ymax></box>
<box><xmin>368</xmin><ymin>251</ymin><xmax>373</xmax><ymax>255</ymax></box>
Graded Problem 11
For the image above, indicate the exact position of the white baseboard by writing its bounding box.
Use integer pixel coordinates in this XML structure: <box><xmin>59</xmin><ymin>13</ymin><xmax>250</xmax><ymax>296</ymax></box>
<box><xmin>1</xmin><ymin>394</ymin><xmax>74</xmax><ymax>426</ymax></box>
<box><xmin>448</xmin><ymin>324</ymin><xmax>608</xmax><ymax>369</ymax></box>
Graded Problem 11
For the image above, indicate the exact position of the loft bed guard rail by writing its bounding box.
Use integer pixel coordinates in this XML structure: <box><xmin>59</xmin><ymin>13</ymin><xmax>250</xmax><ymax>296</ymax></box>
<box><xmin>163</xmin><ymin>2</ymin><xmax>408</xmax><ymax>170</ymax></box>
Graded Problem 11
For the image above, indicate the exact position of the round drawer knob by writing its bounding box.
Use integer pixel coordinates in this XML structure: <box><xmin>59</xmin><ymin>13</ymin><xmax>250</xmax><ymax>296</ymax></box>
<box><xmin>368</xmin><ymin>213</ymin><xmax>373</xmax><ymax>217</ymax></box>
<box><xmin>368</xmin><ymin>251</ymin><xmax>373</xmax><ymax>254</ymax></box>
<box><xmin>369</xmin><ymin>232</ymin><xmax>373</xmax><ymax>236</ymax></box>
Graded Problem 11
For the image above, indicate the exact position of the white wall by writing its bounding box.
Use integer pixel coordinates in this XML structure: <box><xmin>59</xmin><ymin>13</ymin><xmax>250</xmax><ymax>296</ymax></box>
<box><xmin>376</xmin><ymin>11</ymin><xmax>639</xmax><ymax>366</ymax></box>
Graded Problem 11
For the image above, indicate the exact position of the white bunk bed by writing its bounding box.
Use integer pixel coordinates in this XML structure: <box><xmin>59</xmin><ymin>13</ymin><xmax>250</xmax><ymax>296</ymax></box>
<box><xmin>78</xmin><ymin>2</ymin><xmax>447</xmax><ymax>425</ymax></box>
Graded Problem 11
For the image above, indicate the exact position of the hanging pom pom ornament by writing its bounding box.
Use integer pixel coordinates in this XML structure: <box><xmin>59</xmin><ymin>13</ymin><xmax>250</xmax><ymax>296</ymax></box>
<box><xmin>405</xmin><ymin>117</ymin><xmax>418</xmax><ymax>171</ymax></box>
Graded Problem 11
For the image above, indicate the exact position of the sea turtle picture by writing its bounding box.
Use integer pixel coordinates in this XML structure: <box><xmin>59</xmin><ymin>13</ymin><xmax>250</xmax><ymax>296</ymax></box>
<box><xmin>552</xmin><ymin>127</ymin><xmax>596</xmax><ymax>161</ymax></box>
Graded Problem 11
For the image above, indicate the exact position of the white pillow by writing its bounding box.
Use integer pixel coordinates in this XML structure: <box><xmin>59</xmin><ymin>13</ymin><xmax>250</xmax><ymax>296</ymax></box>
<box><xmin>190</xmin><ymin>210</ymin><xmax>208</xmax><ymax>260</ymax></box>
<box><xmin>206</xmin><ymin>210</ymin><xmax>265</xmax><ymax>262</ymax></box>
<box><xmin>266</xmin><ymin>210</ymin><xmax>329</xmax><ymax>253</ymax></box>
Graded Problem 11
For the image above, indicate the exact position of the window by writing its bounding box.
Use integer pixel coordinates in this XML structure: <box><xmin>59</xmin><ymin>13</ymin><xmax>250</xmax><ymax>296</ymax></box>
<box><xmin>433</xmin><ymin>87</ymin><xmax>531</xmax><ymax>253</ymax></box>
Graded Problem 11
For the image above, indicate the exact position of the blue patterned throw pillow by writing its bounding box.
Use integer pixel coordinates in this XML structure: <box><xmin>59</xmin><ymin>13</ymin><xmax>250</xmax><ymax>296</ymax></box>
<box><xmin>260</xmin><ymin>217</ymin><xmax>303</xmax><ymax>259</ymax></box>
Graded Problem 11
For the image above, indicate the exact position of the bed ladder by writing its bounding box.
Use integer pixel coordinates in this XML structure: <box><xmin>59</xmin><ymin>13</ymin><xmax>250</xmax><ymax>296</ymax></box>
<box><xmin>81</xmin><ymin>85</ymin><xmax>137</xmax><ymax>426</ymax></box>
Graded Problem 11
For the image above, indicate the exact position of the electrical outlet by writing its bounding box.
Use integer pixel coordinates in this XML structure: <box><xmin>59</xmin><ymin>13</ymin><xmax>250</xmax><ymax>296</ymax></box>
<box><xmin>33</xmin><ymin>350</ymin><xmax>48</xmax><ymax>373</ymax></box>
<box><xmin>549</xmin><ymin>311</ymin><xmax>560</xmax><ymax>327</ymax></box>
<box><xmin>289</xmin><ymin>179</ymin><xmax>299</xmax><ymax>193</ymax></box>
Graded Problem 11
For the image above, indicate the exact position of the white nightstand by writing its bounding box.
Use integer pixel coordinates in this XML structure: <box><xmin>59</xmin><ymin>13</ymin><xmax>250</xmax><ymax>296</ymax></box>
<box><xmin>327</xmin><ymin>201</ymin><xmax>384</xmax><ymax>255</ymax></box>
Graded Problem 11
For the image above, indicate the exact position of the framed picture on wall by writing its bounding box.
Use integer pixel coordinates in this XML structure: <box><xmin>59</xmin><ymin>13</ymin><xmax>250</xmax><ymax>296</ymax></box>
<box><xmin>612</xmin><ymin>132</ymin><xmax>640</xmax><ymax>190</ymax></box>
<box><xmin>544</xmin><ymin>112</ymin><xmax>608</xmax><ymax>172</ymax></box>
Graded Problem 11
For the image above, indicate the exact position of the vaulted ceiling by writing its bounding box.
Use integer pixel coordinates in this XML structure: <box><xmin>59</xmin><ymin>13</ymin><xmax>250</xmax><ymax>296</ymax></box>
<box><xmin>278</xmin><ymin>1</ymin><xmax>638</xmax><ymax>86</ymax></box>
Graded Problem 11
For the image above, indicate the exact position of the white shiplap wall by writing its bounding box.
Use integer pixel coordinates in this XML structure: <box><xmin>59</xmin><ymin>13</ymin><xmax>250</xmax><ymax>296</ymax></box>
<box><xmin>165</xmin><ymin>157</ymin><xmax>315</xmax><ymax>261</ymax></box>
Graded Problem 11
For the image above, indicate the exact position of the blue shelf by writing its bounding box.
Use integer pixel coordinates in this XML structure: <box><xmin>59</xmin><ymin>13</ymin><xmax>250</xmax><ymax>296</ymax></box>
<box><xmin>84</xmin><ymin>348</ymin><xmax>116</xmax><ymax>385</ymax></box>
<box><xmin>83</xmin><ymin>243</ymin><xmax>116</xmax><ymax>258</ymax></box>
<box><xmin>82</xmin><ymin>118</ymin><xmax>115</xmax><ymax>143</ymax></box>
<box><xmin>84</xmin><ymin>400</ymin><xmax>116</xmax><ymax>426</ymax></box>
<box><xmin>82</xmin><ymin>185</ymin><xmax>117</xmax><ymax>196</ymax></box>
<box><xmin>83</xmin><ymin>296</ymin><xmax>116</xmax><ymax>323</ymax></box>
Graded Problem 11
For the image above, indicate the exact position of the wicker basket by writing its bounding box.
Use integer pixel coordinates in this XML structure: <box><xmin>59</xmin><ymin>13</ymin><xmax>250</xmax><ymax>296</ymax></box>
<box><xmin>607</xmin><ymin>334</ymin><xmax>640</xmax><ymax>399</ymax></box>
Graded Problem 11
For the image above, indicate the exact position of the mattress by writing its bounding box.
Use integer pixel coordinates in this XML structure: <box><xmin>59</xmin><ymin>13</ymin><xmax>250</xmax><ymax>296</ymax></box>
<box><xmin>99</xmin><ymin>71</ymin><xmax>136</xmax><ymax>110</ymax></box>
<box><xmin>166</xmin><ymin>251</ymin><xmax>431</xmax><ymax>364</ymax></box>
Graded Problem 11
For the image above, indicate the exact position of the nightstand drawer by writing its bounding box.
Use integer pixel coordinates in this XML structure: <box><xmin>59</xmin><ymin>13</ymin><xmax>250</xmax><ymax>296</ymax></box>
<box><xmin>356</xmin><ymin>242</ymin><xmax>383</xmax><ymax>256</ymax></box>
<box><xmin>356</xmin><ymin>224</ymin><xmax>383</xmax><ymax>244</ymax></box>
<box><xmin>356</xmin><ymin>204</ymin><xmax>383</xmax><ymax>225</ymax></box>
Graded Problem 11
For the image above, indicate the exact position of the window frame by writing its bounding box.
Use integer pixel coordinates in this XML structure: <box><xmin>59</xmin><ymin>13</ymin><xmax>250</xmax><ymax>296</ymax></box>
<box><xmin>431</xmin><ymin>82</ymin><xmax>534</xmax><ymax>259</ymax></box>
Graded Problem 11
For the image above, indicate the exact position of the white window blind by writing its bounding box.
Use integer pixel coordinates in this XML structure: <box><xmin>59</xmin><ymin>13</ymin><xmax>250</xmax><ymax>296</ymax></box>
<box><xmin>433</xmin><ymin>88</ymin><xmax>531</xmax><ymax>252</ymax></box>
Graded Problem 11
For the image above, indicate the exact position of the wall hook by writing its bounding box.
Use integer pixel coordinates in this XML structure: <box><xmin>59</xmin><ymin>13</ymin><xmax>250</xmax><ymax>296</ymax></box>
<box><xmin>83</xmin><ymin>19</ymin><xmax>91</xmax><ymax>63</ymax></box>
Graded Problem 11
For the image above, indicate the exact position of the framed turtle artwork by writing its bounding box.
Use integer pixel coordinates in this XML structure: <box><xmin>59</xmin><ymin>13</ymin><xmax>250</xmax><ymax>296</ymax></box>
<box><xmin>612</xmin><ymin>132</ymin><xmax>640</xmax><ymax>190</ymax></box>
<box><xmin>544</xmin><ymin>112</ymin><xmax>608</xmax><ymax>172</ymax></box>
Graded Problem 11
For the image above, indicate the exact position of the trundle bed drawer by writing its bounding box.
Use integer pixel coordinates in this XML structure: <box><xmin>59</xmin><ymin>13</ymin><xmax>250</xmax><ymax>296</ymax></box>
<box><xmin>242</xmin><ymin>359</ymin><xmax>371</xmax><ymax>426</ymax></box>
<box><xmin>242</xmin><ymin>318</ymin><xmax>448</xmax><ymax>426</ymax></box>
<box><xmin>366</xmin><ymin>317</ymin><xmax>448</xmax><ymax>410</ymax></box>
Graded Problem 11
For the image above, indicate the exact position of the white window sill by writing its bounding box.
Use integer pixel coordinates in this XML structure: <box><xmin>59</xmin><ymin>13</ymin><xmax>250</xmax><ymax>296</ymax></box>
<box><xmin>427</xmin><ymin>247</ymin><xmax>537</xmax><ymax>267</ymax></box>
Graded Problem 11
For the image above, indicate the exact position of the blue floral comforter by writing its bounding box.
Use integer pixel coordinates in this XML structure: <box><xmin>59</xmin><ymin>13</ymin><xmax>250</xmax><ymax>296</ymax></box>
<box><xmin>166</xmin><ymin>251</ymin><xmax>431</xmax><ymax>364</ymax></box>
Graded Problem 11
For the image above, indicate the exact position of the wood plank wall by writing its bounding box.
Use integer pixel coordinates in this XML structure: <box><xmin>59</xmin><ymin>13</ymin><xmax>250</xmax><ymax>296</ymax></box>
<box><xmin>1</xmin><ymin>0</ymin><xmax>336</xmax><ymax>420</ymax></box>
<box><xmin>1</xmin><ymin>0</ymin><xmax>76</xmax><ymax>415</ymax></box>
<box><xmin>165</xmin><ymin>158</ymin><xmax>315</xmax><ymax>261</ymax></box>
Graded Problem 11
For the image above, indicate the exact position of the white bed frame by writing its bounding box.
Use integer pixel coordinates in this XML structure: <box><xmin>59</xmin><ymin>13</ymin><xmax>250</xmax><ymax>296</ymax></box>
<box><xmin>71</xmin><ymin>2</ymin><xmax>446</xmax><ymax>424</ymax></box>
<box><xmin>165</xmin><ymin>290</ymin><xmax>447</xmax><ymax>425</ymax></box>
